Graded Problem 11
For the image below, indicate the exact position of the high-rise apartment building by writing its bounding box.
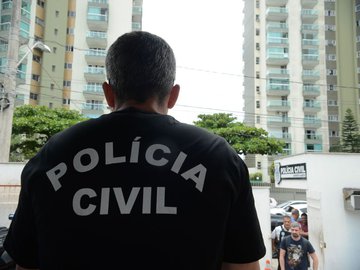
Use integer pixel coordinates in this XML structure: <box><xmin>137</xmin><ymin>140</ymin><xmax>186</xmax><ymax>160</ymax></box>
<box><xmin>243</xmin><ymin>0</ymin><xmax>360</xmax><ymax>179</ymax></box>
<box><xmin>1</xmin><ymin>0</ymin><xmax>143</xmax><ymax>118</ymax></box>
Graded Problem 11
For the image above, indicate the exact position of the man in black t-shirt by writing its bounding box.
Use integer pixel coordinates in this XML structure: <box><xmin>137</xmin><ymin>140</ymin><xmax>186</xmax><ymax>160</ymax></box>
<box><xmin>4</xmin><ymin>31</ymin><xmax>265</xmax><ymax>270</ymax></box>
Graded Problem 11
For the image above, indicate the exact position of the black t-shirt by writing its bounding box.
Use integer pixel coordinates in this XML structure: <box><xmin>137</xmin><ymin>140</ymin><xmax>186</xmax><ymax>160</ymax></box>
<box><xmin>4</xmin><ymin>109</ymin><xmax>265</xmax><ymax>270</ymax></box>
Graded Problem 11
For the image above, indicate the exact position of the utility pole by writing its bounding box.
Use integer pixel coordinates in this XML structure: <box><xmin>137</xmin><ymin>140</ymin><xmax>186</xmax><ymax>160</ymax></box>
<box><xmin>0</xmin><ymin>0</ymin><xmax>21</xmax><ymax>162</ymax></box>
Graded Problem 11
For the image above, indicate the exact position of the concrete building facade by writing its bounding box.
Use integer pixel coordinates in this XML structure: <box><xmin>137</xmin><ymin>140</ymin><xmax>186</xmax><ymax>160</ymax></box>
<box><xmin>3</xmin><ymin>0</ymin><xmax>142</xmax><ymax>118</ymax></box>
<box><xmin>243</xmin><ymin>0</ymin><xmax>360</xmax><ymax>178</ymax></box>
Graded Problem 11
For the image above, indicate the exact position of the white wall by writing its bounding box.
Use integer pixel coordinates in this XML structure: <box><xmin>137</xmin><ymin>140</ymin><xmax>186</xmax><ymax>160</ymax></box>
<box><xmin>252</xmin><ymin>186</ymin><xmax>272</xmax><ymax>269</ymax></box>
<box><xmin>275</xmin><ymin>153</ymin><xmax>360</xmax><ymax>270</ymax></box>
<box><xmin>0</xmin><ymin>163</ymin><xmax>24</xmax><ymax>227</ymax></box>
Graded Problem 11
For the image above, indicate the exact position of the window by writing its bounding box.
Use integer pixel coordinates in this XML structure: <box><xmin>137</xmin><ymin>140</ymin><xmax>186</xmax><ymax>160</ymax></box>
<box><xmin>256</xmin><ymin>115</ymin><xmax>260</xmax><ymax>124</ymax></box>
<box><xmin>327</xmin><ymin>54</ymin><xmax>336</xmax><ymax>61</ymax></box>
<box><xmin>256</xmin><ymin>86</ymin><xmax>260</xmax><ymax>93</ymax></box>
<box><xmin>256</xmin><ymin>43</ymin><xmax>260</xmax><ymax>50</ymax></box>
<box><xmin>256</xmin><ymin>0</ymin><xmax>260</xmax><ymax>8</ymax></box>
<box><xmin>329</xmin><ymin>130</ymin><xmax>339</xmax><ymax>137</ymax></box>
<box><xmin>50</xmin><ymin>83</ymin><xmax>54</xmax><ymax>90</ymax></box>
<box><xmin>256</xmin><ymin>57</ymin><xmax>260</xmax><ymax>64</ymax></box>
<box><xmin>325</xmin><ymin>25</ymin><xmax>336</xmax><ymax>31</ymax></box>
<box><xmin>327</xmin><ymin>69</ymin><xmax>337</xmax><ymax>76</ymax></box>
<box><xmin>256</xmin><ymin>29</ymin><xmax>260</xmax><ymax>36</ymax></box>
<box><xmin>256</xmin><ymin>72</ymin><xmax>260</xmax><ymax>79</ymax></box>
<box><xmin>30</xmin><ymin>92</ymin><xmax>38</xmax><ymax>100</ymax></box>
<box><xmin>256</xmin><ymin>100</ymin><xmax>260</xmax><ymax>108</ymax></box>
<box><xmin>53</xmin><ymin>47</ymin><xmax>57</xmax><ymax>53</ymax></box>
<box><xmin>64</xmin><ymin>63</ymin><xmax>72</xmax><ymax>69</ymax></box>
<box><xmin>63</xmin><ymin>98</ymin><xmax>70</xmax><ymax>105</ymax></box>
<box><xmin>54</xmin><ymin>28</ymin><xmax>58</xmax><ymax>35</ymax></box>
<box><xmin>325</xmin><ymin>40</ymin><xmax>336</xmax><ymax>46</ymax></box>
<box><xmin>328</xmin><ymin>115</ymin><xmax>339</xmax><ymax>122</ymax></box>
<box><xmin>356</xmin><ymin>4</ymin><xmax>360</xmax><ymax>12</ymax></box>
<box><xmin>49</xmin><ymin>102</ymin><xmax>53</xmax><ymax>109</ymax></box>
<box><xmin>55</xmin><ymin>10</ymin><xmax>59</xmax><ymax>17</ymax></box>
<box><xmin>32</xmin><ymin>55</ymin><xmax>41</xmax><ymax>63</ymax></box>
<box><xmin>257</xmin><ymin>162</ymin><xmax>261</xmax><ymax>169</ymax></box>
<box><xmin>63</xmin><ymin>81</ymin><xmax>71</xmax><ymax>87</ymax></box>
<box><xmin>65</xmin><ymin>46</ymin><xmax>74</xmax><ymax>52</ymax></box>
<box><xmin>325</xmin><ymin>10</ymin><xmax>335</xmax><ymax>16</ymax></box>
<box><xmin>35</xmin><ymin>17</ymin><xmax>45</xmax><ymax>27</ymax></box>
<box><xmin>255</xmin><ymin>14</ymin><xmax>260</xmax><ymax>22</ymax></box>
<box><xmin>52</xmin><ymin>65</ymin><xmax>56</xmax><ymax>72</ymax></box>
<box><xmin>327</xmin><ymin>85</ymin><xmax>336</xmax><ymax>91</ymax></box>
<box><xmin>32</xmin><ymin>74</ymin><xmax>40</xmax><ymax>82</ymax></box>
<box><xmin>68</xmin><ymin>11</ymin><xmax>76</xmax><ymax>17</ymax></box>
<box><xmin>67</xmin><ymin>28</ymin><xmax>74</xmax><ymax>35</ymax></box>
<box><xmin>37</xmin><ymin>0</ymin><xmax>45</xmax><ymax>8</ymax></box>
<box><xmin>328</xmin><ymin>100</ymin><xmax>338</xmax><ymax>106</ymax></box>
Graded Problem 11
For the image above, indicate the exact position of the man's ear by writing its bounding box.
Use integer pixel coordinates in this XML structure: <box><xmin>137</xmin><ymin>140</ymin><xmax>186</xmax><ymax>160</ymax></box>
<box><xmin>167</xmin><ymin>84</ymin><xmax>180</xmax><ymax>109</ymax></box>
<box><xmin>103</xmin><ymin>82</ymin><xmax>115</xmax><ymax>108</ymax></box>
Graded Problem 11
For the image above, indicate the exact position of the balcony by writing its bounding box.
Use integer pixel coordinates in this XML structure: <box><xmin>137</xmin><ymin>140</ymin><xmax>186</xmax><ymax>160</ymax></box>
<box><xmin>267</xmin><ymin>83</ymin><xmax>290</xmax><ymax>96</ymax></box>
<box><xmin>267</xmin><ymin>37</ymin><xmax>288</xmax><ymax>48</ymax></box>
<box><xmin>301</xmin><ymin>9</ymin><xmax>318</xmax><ymax>22</ymax></box>
<box><xmin>266</xmin><ymin>0</ymin><xmax>288</xmax><ymax>5</ymax></box>
<box><xmin>302</xmin><ymin>69</ymin><xmax>320</xmax><ymax>81</ymax></box>
<box><xmin>85</xmin><ymin>49</ymin><xmax>107</xmax><ymax>65</ymax></box>
<box><xmin>266</xmin><ymin>52</ymin><xmax>289</xmax><ymax>65</ymax></box>
<box><xmin>266</xmin><ymin>7</ymin><xmax>288</xmax><ymax>21</ymax></box>
<box><xmin>132</xmin><ymin>22</ymin><xmax>141</xmax><ymax>31</ymax></box>
<box><xmin>303</xmin><ymin>85</ymin><xmax>320</xmax><ymax>97</ymax></box>
<box><xmin>303</xmin><ymin>100</ymin><xmax>321</xmax><ymax>112</ymax></box>
<box><xmin>302</xmin><ymin>54</ymin><xmax>319</xmax><ymax>66</ymax></box>
<box><xmin>269</xmin><ymin>132</ymin><xmax>292</xmax><ymax>142</ymax></box>
<box><xmin>267</xmin><ymin>22</ymin><xmax>288</xmax><ymax>32</ymax></box>
<box><xmin>84</xmin><ymin>66</ymin><xmax>106</xmax><ymax>82</ymax></box>
<box><xmin>301</xmin><ymin>0</ymin><xmax>318</xmax><ymax>8</ymax></box>
<box><xmin>267</xmin><ymin>116</ymin><xmax>291</xmax><ymax>127</ymax></box>
<box><xmin>302</xmin><ymin>38</ymin><xmax>319</xmax><ymax>48</ymax></box>
<box><xmin>133</xmin><ymin>5</ymin><xmax>142</xmax><ymax>22</ymax></box>
<box><xmin>267</xmin><ymin>68</ymin><xmax>289</xmax><ymax>78</ymax></box>
<box><xmin>304</xmin><ymin>134</ymin><xmax>322</xmax><ymax>144</ymax></box>
<box><xmin>88</xmin><ymin>0</ymin><xmax>108</xmax><ymax>7</ymax></box>
<box><xmin>82</xmin><ymin>102</ymin><xmax>106</xmax><ymax>116</ymax></box>
<box><xmin>87</xmin><ymin>10</ymin><xmax>108</xmax><ymax>31</ymax></box>
<box><xmin>267</xmin><ymin>100</ymin><xmax>291</xmax><ymax>112</ymax></box>
<box><xmin>86</xmin><ymin>31</ymin><xmax>107</xmax><ymax>48</ymax></box>
<box><xmin>301</xmin><ymin>24</ymin><xmax>319</xmax><ymax>33</ymax></box>
<box><xmin>83</xmin><ymin>84</ymin><xmax>104</xmax><ymax>99</ymax></box>
<box><xmin>304</xmin><ymin>118</ymin><xmax>322</xmax><ymax>128</ymax></box>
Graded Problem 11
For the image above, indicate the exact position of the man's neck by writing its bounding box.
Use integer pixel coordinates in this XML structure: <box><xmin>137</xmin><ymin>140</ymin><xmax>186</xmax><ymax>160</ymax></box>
<box><xmin>291</xmin><ymin>235</ymin><xmax>301</xmax><ymax>241</ymax></box>
<box><xmin>115</xmin><ymin>98</ymin><xmax>168</xmax><ymax>114</ymax></box>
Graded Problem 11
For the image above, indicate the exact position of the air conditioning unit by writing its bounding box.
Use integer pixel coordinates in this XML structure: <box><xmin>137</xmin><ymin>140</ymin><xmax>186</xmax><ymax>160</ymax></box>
<box><xmin>351</xmin><ymin>195</ymin><xmax>360</xmax><ymax>210</ymax></box>
<box><xmin>343</xmin><ymin>188</ymin><xmax>360</xmax><ymax>212</ymax></box>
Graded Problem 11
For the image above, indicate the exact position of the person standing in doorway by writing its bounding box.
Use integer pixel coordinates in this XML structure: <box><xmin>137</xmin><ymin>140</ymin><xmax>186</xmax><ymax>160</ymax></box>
<box><xmin>279</xmin><ymin>222</ymin><xmax>318</xmax><ymax>270</ymax></box>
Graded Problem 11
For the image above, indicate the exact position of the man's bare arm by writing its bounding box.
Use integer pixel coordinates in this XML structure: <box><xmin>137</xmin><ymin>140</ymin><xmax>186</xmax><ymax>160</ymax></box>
<box><xmin>222</xmin><ymin>261</ymin><xmax>260</xmax><ymax>270</ymax></box>
<box><xmin>309</xmin><ymin>252</ymin><xmax>319</xmax><ymax>270</ymax></box>
<box><xmin>279</xmin><ymin>248</ymin><xmax>286</xmax><ymax>270</ymax></box>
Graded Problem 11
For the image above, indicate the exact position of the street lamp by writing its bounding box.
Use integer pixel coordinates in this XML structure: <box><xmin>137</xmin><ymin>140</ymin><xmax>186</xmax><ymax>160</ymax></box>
<box><xmin>17</xmin><ymin>41</ymin><xmax>52</xmax><ymax>67</ymax></box>
<box><xmin>0</xmin><ymin>40</ymin><xmax>51</xmax><ymax>162</ymax></box>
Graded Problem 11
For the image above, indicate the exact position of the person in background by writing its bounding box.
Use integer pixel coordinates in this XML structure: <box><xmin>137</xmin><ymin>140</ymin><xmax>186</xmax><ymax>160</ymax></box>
<box><xmin>271</xmin><ymin>215</ymin><xmax>291</xmax><ymax>270</ymax></box>
<box><xmin>4</xmin><ymin>31</ymin><xmax>265</xmax><ymax>270</ymax></box>
<box><xmin>279</xmin><ymin>222</ymin><xmax>318</xmax><ymax>270</ymax></box>
<box><xmin>299</xmin><ymin>213</ymin><xmax>308</xmax><ymax>239</ymax></box>
<box><xmin>291</xmin><ymin>209</ymin><xmax>302</xmax><ymax>225</ymax></box>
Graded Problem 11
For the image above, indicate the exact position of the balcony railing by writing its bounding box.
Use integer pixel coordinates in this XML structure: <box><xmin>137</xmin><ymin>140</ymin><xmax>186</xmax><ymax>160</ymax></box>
<box><xmin>85</xmin><ymin>49</ymin><xmax>107</xmax><ymax>57</ymax></box>
<box><xmin>268</xmin><ymin>100</ymin><xmax>291</xmax><ymax>107</ymax></box>
<box><xmin>302</xmin><ymin>39</ymin><xmax>319</xmax><ymax>46</ymax></box>
<box><xmin>302</xmin><ymin>24</ymin><xmax>319</xmax><ymax>31</ymax></box>
<box><xmin>84</xmin><ymin>66</ymin><xmax>105</xmax><ymax>74</ymax></box>
<box><xmin>88</xmin><ymin>0</ymin><xmax>108</xmax><ymax>3</ymax></box>
<box><xmin>267</xmin><ymin>68</ymin><xmax>289</xmax><ymax>76</ymax></box>
<box><xmin>303</xmin><ymin>85</ymin><xmax>320</xmax><ymax>96</ymax></box>
<box><xmin>86</xmin><ymin>31</ymin><xmax>107</xmax><ymax>39</ymax></box>
<box><xmin>304</xmin><ymin>100</ymin><xmax>321</xmax><ymax>109</ymax></box>
<box><xmin>304</xmin><ymin>134</ymin><xmax>322</xmax><ymax>140</ymax></box>
<box><xmin>267</xmin><ymin>37</ymin><xmax>288</xmax><ymax>45</ymax></box>
<box><xmin>87</xmin><ymin>13</ymin><xmax>108</xmax><ymax>22</ymax></box>
<box><xmin>84</xmin><ymin>84</ymin><xmax>103</xmax><ymax>93</ymax></box>
<box><xmin>302</xmin><ymin>54</ymin><xmax>319</xmax><ymax>61</ymax></box>
<box><xmin>267</xmin><ymin>84</ymin><xmax>290</xmax><ymax>91</ymax></box>
<box><xmin>267</xmin><ymin>22</ymin><xmax>288</xmax><ymax>31</ymax></box>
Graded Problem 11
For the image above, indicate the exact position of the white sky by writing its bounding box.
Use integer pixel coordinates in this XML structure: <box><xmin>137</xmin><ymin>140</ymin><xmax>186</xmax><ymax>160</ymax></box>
<box><xmin>142</xmin><ymin>0</ymin><xmax>245</xmax><ymax>124</ymax></box>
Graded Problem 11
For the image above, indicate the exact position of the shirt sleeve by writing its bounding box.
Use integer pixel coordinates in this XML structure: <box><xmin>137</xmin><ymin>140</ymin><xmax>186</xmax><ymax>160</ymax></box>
<box><xmin>306</xmin><ymin>240</ymin><xmax>315</xmax><ymax>254</ymax></box>
<box><xmin>3</xmin><ymin>162</ymin><xmax>40</xmax><ymax>268</ymax></box>
<box><xmin>222</xmin><ymin>157</ymin><xmax>266</xmax><ymax>263</ymax></box>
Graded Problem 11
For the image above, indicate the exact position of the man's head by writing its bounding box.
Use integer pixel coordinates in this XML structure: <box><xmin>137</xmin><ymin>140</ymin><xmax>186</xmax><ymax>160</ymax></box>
<box><xmin>291</xmin><ymin>209</ymin><xmax>299</xmax><ymax>220</ymax></box>
<box><xmin>282</xmin><ymin>215</ymin><xmax>291</xmax><ymax>230</ymax></box>
<box><xmin>104</xmin><ymin>31</ymin><xmax>178</xmax><ymax>110</ymax></box>
<box><xmin>290</xmin><ymin>222</ymin><xmax>301</xmax><ymax>239</ymax></box>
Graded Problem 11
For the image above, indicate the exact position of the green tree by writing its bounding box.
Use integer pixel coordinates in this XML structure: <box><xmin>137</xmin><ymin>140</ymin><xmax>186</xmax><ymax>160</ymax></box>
<box><xmin>194</xmin><ymin>113</ymin><xmax>285</xmax><ymax>155</ymax></box>
<box><xmin>10</xmin><ymin>105</ymin><xmax>88</xmax><ymax>161</ymax></box>
<box><xmin>341</xmin><ymin>108</ymin><xmax>360</xmax><ymax>153</ymax></box>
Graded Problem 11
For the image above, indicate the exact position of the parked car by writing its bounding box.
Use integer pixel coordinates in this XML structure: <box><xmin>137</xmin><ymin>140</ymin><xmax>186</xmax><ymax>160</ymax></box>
<box><xmin>270</xmin><ymin>200</ymin><xmax>307</xmax><ymax>215</ymax></box>
<box><xmin>283</xmin><ymin>203</ymin><xmax>307</xmax><ymax>216</ymax></box>
<box><xmin>270</xmin><ymin>197</ymin><xmax>278</xmax><ymax>208</ymax></box>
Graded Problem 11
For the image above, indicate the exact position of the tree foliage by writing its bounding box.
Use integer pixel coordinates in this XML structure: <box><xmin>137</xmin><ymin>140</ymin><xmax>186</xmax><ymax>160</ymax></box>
<box><xmin>341</xmin><ymin>108</ymin><xmax>360</xmax><ymax>152</ymax></box>
<box><xmin>10</xmin><ymin>105</ymin><xmax>88</xmax><ymax>161</ymax></box>
<box><xmin>194</xmin><ymin>113</ymin><xmax>285</xmax><ymax>155</ymax></box>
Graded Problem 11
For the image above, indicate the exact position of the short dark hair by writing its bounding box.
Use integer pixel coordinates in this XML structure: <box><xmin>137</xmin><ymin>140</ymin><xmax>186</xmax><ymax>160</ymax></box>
<box><xmin>105</xmin><ymin>31</ymin><xmax>176</xmax><ymax>105</ymax></box>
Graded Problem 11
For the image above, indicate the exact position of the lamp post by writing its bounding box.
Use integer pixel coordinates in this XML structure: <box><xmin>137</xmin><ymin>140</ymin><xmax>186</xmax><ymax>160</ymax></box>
<box><xmin>0</xmin><ymin>0</ymin><xmax>51</xmax><ymax>162</ymax></box>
